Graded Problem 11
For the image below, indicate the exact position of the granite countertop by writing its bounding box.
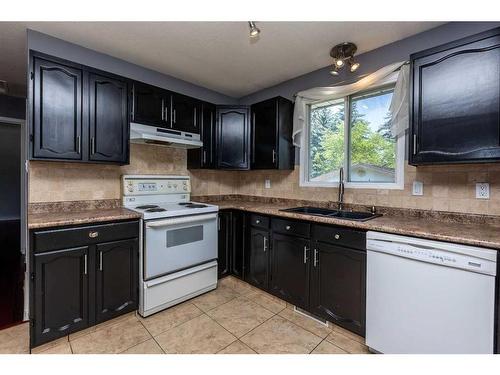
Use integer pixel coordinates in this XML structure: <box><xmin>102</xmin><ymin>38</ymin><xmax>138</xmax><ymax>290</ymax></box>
<box><xmin>196</xmin><ymin>196</ymin><xmax>500</xmax><ymax>250</ymax></box>
<box><xmin>28</xmin><ymin>200</ymin><xmax>142</xmax><ymax>230</ymax></box>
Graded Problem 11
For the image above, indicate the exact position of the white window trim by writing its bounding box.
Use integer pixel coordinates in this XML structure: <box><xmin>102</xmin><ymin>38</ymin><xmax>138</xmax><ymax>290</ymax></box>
<box><xmin>299</xmin><ymin>81</ymin><xmax>405</xmax><ymax>190</ymax></box>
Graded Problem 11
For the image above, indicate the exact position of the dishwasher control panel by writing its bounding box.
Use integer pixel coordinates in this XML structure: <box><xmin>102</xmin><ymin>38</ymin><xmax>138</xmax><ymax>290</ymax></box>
<box><xmin>367</xmin><ymin>238</ymin><xmax>497</xmax><ymax>276</ymax></box>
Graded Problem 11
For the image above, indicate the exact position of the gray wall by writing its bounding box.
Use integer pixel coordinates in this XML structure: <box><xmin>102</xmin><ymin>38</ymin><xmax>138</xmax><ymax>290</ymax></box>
<box><xmin>239</xmin><ymin>22</ymin><xmax>500</xmax><ymax>104</ymax></box>
<box><xmin>27</xmin><ymin>29</ymin><xmax>237</xmax><ymax>105</ymax></box>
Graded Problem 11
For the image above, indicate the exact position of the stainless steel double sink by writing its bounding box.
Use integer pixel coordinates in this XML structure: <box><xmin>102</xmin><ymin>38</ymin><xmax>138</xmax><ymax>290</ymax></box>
<box><xmin>280</xmin><ymin>206</ymin><xmax>381</xmax><ymax>221</ymax></box>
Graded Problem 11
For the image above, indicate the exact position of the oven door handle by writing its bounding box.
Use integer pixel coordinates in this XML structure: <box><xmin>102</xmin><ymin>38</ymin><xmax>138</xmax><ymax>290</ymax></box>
<box><xmin>145</xmin><ymin>213</ymin><xmax>218</xmax><ymax>228</ymax></box>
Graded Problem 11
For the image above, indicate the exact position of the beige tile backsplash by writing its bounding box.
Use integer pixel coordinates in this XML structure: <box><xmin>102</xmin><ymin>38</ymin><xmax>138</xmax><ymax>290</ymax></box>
<box><xmin>29</xmin><ymin>145</ymin><xmax>500</xmax><ymax>216</ymax></box>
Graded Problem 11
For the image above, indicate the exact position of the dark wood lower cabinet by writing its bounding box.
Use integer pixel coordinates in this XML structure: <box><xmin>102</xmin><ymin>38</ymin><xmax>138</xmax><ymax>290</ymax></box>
<box><xmin>270</xmin><ymin>233</ymin><xmax>310</xmax><ymax>309</ymax></box>
<box><xmin>246</xmin><ymin>227</ymin><xmax>269</xmax><ymax>290</ymax></box>
<box><xmin>231</xmin><ymin>211</ymin><xmax>245</xmax><ymax>279</ymax></box>
<box><xmin>309</xmin><ymin>242</ymin><xmax>366</xmax><ymax>336</ymax></box>
<box><xmin>217</xmin><ymin>211</ymin><xmax>232</xmax><ymax>279</ymax></box>
<box><xmin>30</xmin><ymin>220</ymin><xmax>139</xmax><ymax>348</ymax></box>
<box><xmin>95</xmin><ymin>239</ymin><xmax>138</xmax><ymax>323</ymax></box>
<box><xmin>33</xmin><ymin>246</ymin><xmax>89</xmax><ymax>345</ymax></box>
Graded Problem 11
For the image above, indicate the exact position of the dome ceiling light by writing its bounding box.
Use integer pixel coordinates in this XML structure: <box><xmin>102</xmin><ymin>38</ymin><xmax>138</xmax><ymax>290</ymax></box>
<box><xmin>329</xmin><ymin>42</ymin><xmax>360</xmax><ymax>76</ymax></box>
<box><xmin>248</xmin><ymin>21</ymin><xmax>261</xmax><ymax>38</ymax></box>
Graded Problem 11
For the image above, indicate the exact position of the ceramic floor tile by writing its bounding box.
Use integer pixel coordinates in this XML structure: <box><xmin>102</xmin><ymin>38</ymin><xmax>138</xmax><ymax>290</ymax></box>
<box><xmin>154</xmin><ymin>314</ymin><xmax>236</xmax><ymax>354</ymax></box>
<box><xmin>218</xmin><ymin>340</ymin><xmax>257</xmax><ymax>354</ymax></box>
<box><xmin>191</xmin><ymin>285</ymin><xmax>240</xmax><ymax>312</ymax></box>
<box><xmin>207</xmin><ymin>296</ymin><xmax>274</xmax><ymax>338</ymax></box>
<box><xmin>311</xmin><ymin>340</ymin><xmax>348</xmax><ymax>354</ymax></box>
<box><xmin>121</xmin><ymin>339</ymin><xmax>164</xmax><ymax>354</ymax></box>
<box><xmin>325</xmin><ymin>330</ymin><xmax>370</xmax><ymax>354</ymax></box>
<box><xmin>279</xmin><ymin>307</ymin><xmax>331</xmax><ymax>338</ymax></box>
<box><xmin>139</xmin><ymin>302</ymin><xmax>203</xmax><ymax>337</ymax></box>
<box><xmin>246</xmin><ymin>290</ymin><xmax>286</xmax><ymax>314</ymax></box>
<box><xmin>31</xmin><ymin>336</ymin><xmax>69</xmax><ymax>354</ymax></box>
<box><xmin>70</xmin><ymin>315</ymin><xmax>151</xmax><ymax>354</ymax></box>
<box><xmin>331</xmin><ymin>323</ymin><xmax>365</xmax><ymax>344</ymax></box>
<box><xmin>0</xmin><ymin>323</ymin><xmax>29</xmax><ymax>354</ymax></box>
<box><xmin>223</xmin><ymin>278</ymin><xmax>256</xmax><ymax>296</ymax></box>
<box><xmin>34</xmin><ymin>341</ymin><xmax>73</xmax><ymax>354</ymax></box>
<box><xmin>69</xmin><ymin>311</ymin><xmax>138</xmax><ymax>341</ymax></box>
<box><xmin>240</xmin><ymin>315</ymin><xmax>322</xmax><ymax>354</ymax></box>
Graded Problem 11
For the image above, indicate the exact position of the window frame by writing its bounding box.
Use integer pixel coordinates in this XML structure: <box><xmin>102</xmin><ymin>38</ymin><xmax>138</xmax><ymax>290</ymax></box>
<box><xmin>300</xmin><ymin>79</ymin><xmax>405</xmax><ymax>190</ymax></box>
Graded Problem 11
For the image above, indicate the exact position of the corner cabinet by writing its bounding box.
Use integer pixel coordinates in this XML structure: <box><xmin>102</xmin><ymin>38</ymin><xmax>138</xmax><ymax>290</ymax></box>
<box><xmin>30</xmin><ymin>220</ymin><xmax>139</xmax><ymax>348</ymax></box>
<box><xmin>251</xmin><ymin>97</ymin><xmax>295</xmax><ymax>170</ymax></box>
<box><xmin>29</xmin><ymin>52</ymin><xmax>130</xmax><ymax>164</ymax></box>
<box><xmin>216</xmin><ymin>106</ymin><xmax>251</xmax><ymax>170</ymax></box>
<box><xmin>410</xmin><ymin>27</ymin><xmax>500</xmax><ymax>165</ymax></box>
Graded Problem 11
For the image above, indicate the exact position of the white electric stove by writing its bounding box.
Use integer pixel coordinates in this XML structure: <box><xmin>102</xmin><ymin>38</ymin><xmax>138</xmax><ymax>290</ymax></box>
<box><xmin>122</xmin><ymin>175</ymin><xmax>219</xmax><ymax>317</ymax></box>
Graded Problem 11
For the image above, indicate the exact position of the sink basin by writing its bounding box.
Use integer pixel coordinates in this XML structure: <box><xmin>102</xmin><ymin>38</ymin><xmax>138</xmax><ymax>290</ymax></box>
<box><xmin>280</xmin><ymin>206</ymin><xmax>381</xmax><ymax>221</ymax></box>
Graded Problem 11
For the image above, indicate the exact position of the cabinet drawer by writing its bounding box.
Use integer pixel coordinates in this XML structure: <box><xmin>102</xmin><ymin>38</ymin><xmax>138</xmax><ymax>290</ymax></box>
<box><xmin>32</xmin><ymin>220</ymin><xmax>139</xmax><ymax>253</ymax></box>
<box><xmin>272</xmin><ymin>218</ymin><xmax>310</xmax><ymax>238</ymax></box>
<box><xmin>249</xmin><ymin>214</ymin><xmax>269</xmax><ymax>229</ymax></box>
<box><xmin>312</xmin><ymin>224</ymin><xmax>366</xmax><ymax>251</ymax></box>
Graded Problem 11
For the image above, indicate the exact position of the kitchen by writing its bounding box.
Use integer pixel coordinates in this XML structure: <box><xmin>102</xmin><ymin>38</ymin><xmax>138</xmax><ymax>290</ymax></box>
<box><xmin>1</xmin><ymin>9</ymin><xmax>500</xmax><ymax>369</ymax></box>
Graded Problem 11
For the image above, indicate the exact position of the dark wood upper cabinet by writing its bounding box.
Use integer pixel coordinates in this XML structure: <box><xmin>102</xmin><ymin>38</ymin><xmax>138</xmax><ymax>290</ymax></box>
<box><xmin>270</xmin><ymin>233</ymin><xmax>310</xmax><ymax>309</ymax></box>
<box><xmin>309</xmin><ymin>242</ymin><xmax>366</xmax><ymax>336</ymax></box>
<box><xmin>89</xmin><ymin>73</ymin><xmax>129</xmax><ymax>164</ymax></box>
<box><xmin>95</xmin><ymin>239</ymin><xmax>138</xmax><ymax>323</ymax></box>
<box><xmin>171</xmin><ymin>93</ymin><xmax>201</xmax><ymax>134</ymax></box>
<box><xmin>216</xmin><ymin>106</ymin><xmax>250</xmax><ymax>170</ymax></box>
<box><xmin>32</xmin><ymin>57</ymin><xmax>83</xmax><ymax>160</ymax></box>
<box><xmin>251</xmin><ymin>96</ymin><xmax>295</xmax><ymax>170</ymax></box>
<box><xmin>132</xmin><ymin>82</ymin><xmax>168</xmax><ymax>127</ymax></box>
<box><xmin>410</xmin><ymin>27</ymin><xmax>500</xmax><ymax>165</ymax></box>
<box><xmin>33</xmin><ymin>246</ymin><xmax>89</xmax><ymax>346</ymax></box>
<box><xmin>187</xmin><ymin>102</ymin><xmax>216</xmax><ymax>169</ymax></box>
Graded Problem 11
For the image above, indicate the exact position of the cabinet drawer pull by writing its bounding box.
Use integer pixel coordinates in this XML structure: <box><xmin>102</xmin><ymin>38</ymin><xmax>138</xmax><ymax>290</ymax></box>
<box><xmin>255</xmin><ymin>219</ymin><xmax>261</xmax><ymax>224</ymax></box>
<box><xmin>89</xmin><ymin>231</ymin><xmax>99</xmax><ymax>238</ymax></box>
<box><xmin>76</xmin><ymin>136</ymin><xmax>81</xmax><ymax>154</ymax></box>
<box><xmin>285</xmin><ymin>225</ymin><xmax>291</xmax><ymax>230</ymax></box>
<box><xmin>173</xmin><ymin>109</ymin><xmax>176</xmax><ymax>124</ymax></box>
<box><xmin>263</xmin><ymin>236</ymin><xmax>268</xmax><ymax>252</ymax></box>
<box><xmin>413</xmin><ymin>134</ymin><xmax>417</xmax><ymax>155</ymax></box>
<box><xmin>84</xmin><ymin>254</ymin><xmax>88</xmax><ymax>275</ymax></box>
<box><xmin>272</xmin><ymin>149</ymin><xmax>276</xmax><ymax>164</ymax></box>
<box><xmin>313</xmin><ymin>249</ymin><xmax>318</xmax><ymax>267</ymax></box>
<box><xmin>303</xmin><ymin>246</ymin><xmax>309</xmax><ymax>264</ymax></box>
<box><xmin>90</xmin><ymin>137</ymin><xmax>95</xmax><ymax>155</ymax></box>
<box><xmin>99</xmin><ymin>251</ymin><xmax>103</xmax><ymax>271</ymax></box>
<box><xmin>161</xmin><ymin>99</ymin><xmax>165</xmax><ymax>121</ymax></box>
<box><xmin>334</xmin><ymin>234</ymin><xmax>340</xmax><ymax>240</ymax></box>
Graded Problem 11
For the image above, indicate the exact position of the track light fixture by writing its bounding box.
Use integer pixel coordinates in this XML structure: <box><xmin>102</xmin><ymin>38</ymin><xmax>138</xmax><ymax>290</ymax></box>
<box><xmin>248</xmin><ymin>21</ymin><xmax>261</xmax><ymax>38</ymax></box>
<box><xmin>329</xmin><ymin>42</ymin><xmax>360</xmax><ymax>76</ymax></box>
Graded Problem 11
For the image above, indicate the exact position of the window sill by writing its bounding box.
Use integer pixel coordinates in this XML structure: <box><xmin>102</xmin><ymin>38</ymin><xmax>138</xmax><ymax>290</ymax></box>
<box><xmin>299</xmin><ymin>180</ymin><xmax>404</xmax><ymax>190</ymax></box>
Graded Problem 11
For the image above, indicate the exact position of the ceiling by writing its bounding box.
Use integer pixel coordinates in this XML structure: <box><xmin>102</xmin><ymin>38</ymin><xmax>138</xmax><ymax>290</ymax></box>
<box><xmin>0</xmin><ymin>22</ymin><xmax>442</xmax><ymax>98</ymax></box>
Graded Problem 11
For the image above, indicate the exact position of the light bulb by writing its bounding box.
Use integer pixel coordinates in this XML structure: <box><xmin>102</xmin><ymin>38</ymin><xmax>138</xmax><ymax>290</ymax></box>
<box><xmin>335</xmin><ymin>59</ymin><xmax>344</xmax><ymax>68</ymax></box>
<box><xmin>349</xmin><ymin>59</ymin><xmax>360</xmax><ymax>72</ymax></box>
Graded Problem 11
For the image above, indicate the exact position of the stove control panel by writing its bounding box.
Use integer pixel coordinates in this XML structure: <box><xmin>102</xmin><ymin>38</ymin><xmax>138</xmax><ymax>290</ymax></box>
<box><xmin>122</xmin><ymin>176</ymin><xmax>191</xmax><ymax>195</ymax></box>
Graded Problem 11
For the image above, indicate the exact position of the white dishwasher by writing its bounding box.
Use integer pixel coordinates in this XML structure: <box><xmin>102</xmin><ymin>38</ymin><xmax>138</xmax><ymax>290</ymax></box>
<box><xmin>366</xmin><ymin>231</ymin><xmax>497</xmax><ymax>354</ymax></box>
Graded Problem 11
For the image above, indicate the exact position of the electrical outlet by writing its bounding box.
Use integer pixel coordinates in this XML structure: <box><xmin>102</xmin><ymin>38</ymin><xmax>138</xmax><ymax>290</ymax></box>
<box><xmin>412</xmin><ymin>181</ymin><xmax>423</xmax><ymax>196</ymax></box>
<box><xmin>476</xmin><ymin>183</ymin><xmax>490</xmax><ymax>199</ymax></box>
<box><xmin>265</xmin><ymin>179</ymin><xmax>271</xmax><ymax>189</ymax></box>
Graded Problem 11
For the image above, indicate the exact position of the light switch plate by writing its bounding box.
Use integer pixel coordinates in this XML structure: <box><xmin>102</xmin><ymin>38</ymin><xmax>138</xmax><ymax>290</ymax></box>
<box><xmin>265</xmin><ymin>179</ymin><xmax>271</xmax><ymax>189</ymax></box>
<box><xmin>476</xmin><ymin>183</ymin><xmax>490</xmax><ymax>199</ymax></box>
<box><xmin>412</xmin><ymin>181</ymin><xmax>423</xmax><ymax>196</ymax></box>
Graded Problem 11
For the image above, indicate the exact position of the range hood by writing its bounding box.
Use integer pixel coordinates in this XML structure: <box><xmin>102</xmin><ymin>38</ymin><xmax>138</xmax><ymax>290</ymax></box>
<box><xmin>130</xmin><ymin>122</ymin><xmax>203</xmax><ymax>149</ymax></box>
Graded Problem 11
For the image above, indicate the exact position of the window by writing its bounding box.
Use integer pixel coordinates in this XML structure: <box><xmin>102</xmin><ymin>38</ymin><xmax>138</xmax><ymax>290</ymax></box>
<box><xmin>301</xmin><ymin>83</ymin><xmax>404</xmax><ymax>189</ymax></box>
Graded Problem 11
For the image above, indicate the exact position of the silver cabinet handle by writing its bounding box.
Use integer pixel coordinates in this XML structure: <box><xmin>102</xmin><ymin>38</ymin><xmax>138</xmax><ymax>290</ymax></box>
<box><xmin>131</xmin><ymin>85</ymin><xmax>135</xmax><ymax>120</ymax></box>
<box><xmin>89</xmin><ymin>231</ymin><xmax>99</xmax><ymax>238</ymax></box>
<box><xmin>256</xmin><ymin>219</ymin><xmax>260</xmax><ymax>224</ymax></box>
<box><xmin>263</xmin><ymin>236</ymin><xmax>268</xmax><ymax>252</ymax></box>
<box><xmin>313</xmin><ymin>249</ymin><xmax>318</xmax><ymax>267</ymax></box>
<box><xmin>203</xmin><ymin>150</ymin><xmax>207</xmax><ymax>164</ymax></box>
<box><xmin>303</xmin><ymin>246</ymin><xmax>309</xmax><ymax>264</ymax></box>
<box><xmin>272</xmin><ymin>149</ymin><xmax>276</xmax><ymax>164</ymax></box>
<box><xmin>173</xmin><ymin>109</ymin><xmax>176</xmax><ymax>124</ymax></box>
<box><xmin>218</xmin><ymin>216</ymin><xmax>221</xmax><ymax>231</ymax></box>
<box><xmin>76</xmin><ymin>136</ymin><xmax>81</xmax><ymax>154</ymax></box>
<box><xmin>413</xmin><ymin>134</ymin><xmax>417</xmax><ymax>155</ymax></box>
<box><xmin>210</xmin><ymin>111</ymin><xmax>214</xmax><ymax>164</ymax></box>
<box><xmin>161</xmin><ymin>98</ymin><xmax>165</xmax><ymax>121</ymax></box>
<box><xmin>90</xmin><ymin>137</ymin><xmax>95</xmax><ymax>155</ymax></box>
<box><xmin>170</xmin><ymin>96</ymin><xmax>173</xmax><ymax>128</ymax></box>
<box><xmin>164</xmin><ymin>106</ymin><xmax>169</xmax><ymax>123</ymax></box>
<box><xmin>334</xmin><ymin>234</ymin><xmax>340</xmax><ymax>240</ymax></box>
<box><xmin>286</xmin><ymin>225</ymin><xmax>291</xmax><ymax>230</ymax></box>
<box><xmin>84</xmin><ymin>254</ymin><xmax>88</xmax><ymax>275</ymax></box>
<box><xmin>194</xmin><ymin>107</ymin><xmax>197</xmax><ymax>127</ymax></box>
<box><xmin>99</xmin><ymin>251</ymin><xmax>103</xmax><ymax>271</ymax></box>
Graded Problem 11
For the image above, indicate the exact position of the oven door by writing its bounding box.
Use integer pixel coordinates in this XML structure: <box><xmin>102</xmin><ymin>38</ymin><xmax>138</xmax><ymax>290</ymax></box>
<box><xmin>144</xmin><ymin>213</ymin><xmax>218</xmax><ymax>280</ymax></box>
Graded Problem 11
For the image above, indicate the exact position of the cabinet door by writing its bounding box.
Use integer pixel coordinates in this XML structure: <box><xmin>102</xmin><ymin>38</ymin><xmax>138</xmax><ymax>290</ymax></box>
<box><xmin>32</xmin><ymin>57</ymin><xmax>83</xmax><ymax>160</ymax></box>
<box><xmin>411</xmin><ymin>29</ymin><xmax>500</xmax><ymax>164</ymax></box>
<box><xmin>171</xmin><ymin>93</ymin><xmax>201</xmax><ymax>134</ymax></box>
<box><xmin>33</xmin><ymin>246</ymin><xmax>89</xmax><ymax>346</ymax></box>
<box><xmin>270</xmin><ymin>233</ymin><xmax>309</xmax><ymax>309</ymax></box>
<box><xmin>246</xmin><ymin>228</ymin><xmax>269</xmax><ymax>290</ymax></box>
<box><xmin>231</xmin><ymin>210</ymin><xmax>245</xmax><ymax>279</ymax></box>
<box><xmin>217</xmin><ymin>107</ymin><xmax>250</xmax><ymax>170</ymax></box>
<box><xmin>217</xmin><ymin>211</ymin><xmax>231</xmax><ymax>279</ymax></box>
<box><xmin>252</xmin><ymin>98</ymin><xmax>278</xmax><ymax>169</ymax></box>
<box><xmin>187</xmin><ymin>102</ymin><xmax>215</xmax><ymax>169</ymax></box>
<box><xmin>132</xmin><ymin>82</ymin><xmax>168</xmax><ymax>127</ymax></box>
<box><xmin>310</xmin><ymin>242</ymin><xmax>366</xmax><ymax>336</ymax></box>
<box><xmin>95</xmin><ymin>239</ymin><xmax>138</xmax><ymax>323</ymax></box>
<box><xmin>89</xmin><ymin>73</ymin><xmax>129</xmax><ymax>164</ymax></box>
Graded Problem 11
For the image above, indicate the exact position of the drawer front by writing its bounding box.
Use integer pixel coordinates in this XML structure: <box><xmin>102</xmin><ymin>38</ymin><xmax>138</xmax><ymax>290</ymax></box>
<box><xmin>272</xmin><ymin>218</ymin><xmax>310</xmax><ymax>238</ymax></box>
<box><xmin>312</xmin><ymin>224</ymin><xmax>366</xmax><ymax>251</ymax></box>
<box><xmin>249</xmin><ymin>214</ymin><xmax>269</xmax><ymax>229</ymax></box>
<box><xmin>32</xmin><ymin>220</ymin><xmax>140</xmax><ymax>253</ymax></box>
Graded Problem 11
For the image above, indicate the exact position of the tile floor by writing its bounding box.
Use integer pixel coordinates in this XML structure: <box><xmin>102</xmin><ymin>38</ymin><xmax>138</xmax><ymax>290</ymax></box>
<box><xmin>0</xmin><ymin>276</ymin><xmax>370</xmax><ymax>354</ymax></box>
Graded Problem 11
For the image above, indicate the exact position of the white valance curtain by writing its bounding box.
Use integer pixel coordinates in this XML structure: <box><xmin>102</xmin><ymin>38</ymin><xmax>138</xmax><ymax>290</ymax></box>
<box><xmin>292</xmin><ymin>61</ymin><xmax>409</xmax><ymax>147</ymax></box>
